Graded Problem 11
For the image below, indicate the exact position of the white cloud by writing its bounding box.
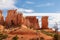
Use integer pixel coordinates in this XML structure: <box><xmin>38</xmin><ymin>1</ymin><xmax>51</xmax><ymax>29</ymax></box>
<box><xmin>36</xmin><ymin>3</ymin><xmax>54</xmax><ymax>7</ymax></box>
<box><xmin>49</xmin><ymin>16</ymin><xmax>60</xmax><ymax>21</ymax></box>
<box><xmin>51</xmin><ymin>16</ymin><xmax>60</xmax><ymax>23</ymax></box>
<box><xmin>17</xmin><ymin>8</ymin><xmax>34</xmax><ymax>13</ymax></box>
<box><xmin>49</xmin><ymin>16</ymin><xmax>55</xmax><ymax>24</ymax></box>
<box><xmin>0</xmin><ymin>0</ymin><xmax>34</xmax><ymax>13</ymax></box>
<box><xmin>0</xmin><ymin>0</ymin><xmax>17</xmax><ymax>9</ymax></box>
<box><xmin>26</xmin><ymin>1</ymin><xmax>34</xmax><ymax>4</ymax></box>
<box><xmin>23</xmin><ymin>13</ymin><xmax>60</xmax><ymax>30</ymax></box>
<box><xmin>48</xmin><ymin>16</ymin><xmax>60</xmax><ymax>29</ymax></box>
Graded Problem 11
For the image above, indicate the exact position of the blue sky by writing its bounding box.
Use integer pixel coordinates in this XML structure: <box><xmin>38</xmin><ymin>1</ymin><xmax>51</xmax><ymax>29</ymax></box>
<box><xmin>0</xmin><ymin>0</ymin><xmax>60</xmax><ymax>15</ymax></box>
<box><xmin>0</xmin><ymin>0</ymin><xmax>59</xmax><ymax>17</ymax></box>
<box><xmin>0</xmin><ymin>0</ymin><xmax>60</xmax><ymax>31</ymax></box>
<box><xmin>14</xmin><ymin>0</ymin><xmax>59</xmax><ymax>13</ymax></box>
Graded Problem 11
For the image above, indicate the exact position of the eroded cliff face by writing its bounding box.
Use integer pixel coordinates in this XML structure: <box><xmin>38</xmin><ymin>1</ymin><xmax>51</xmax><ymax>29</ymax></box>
<box><xmin>17</xmin><ymin>13</ymin><xmax>23</xmax><ymax>25</ymax></box>
<box><xmin>5</xmin><ymin>10</ymin><xmax>24</xmax><ymax>26</ymax></box>
<box><xmin>0</xmin><ymin>10</ymin><xmax>4</xmax><ymax>25</ymax></box>
<box><xmin>1</xmin><ymin>10</ymin><xmax>49</xmax><ymax>30</ymax></box>
<box><xmin>41</xmin><ymin>16</ymin><xmax>48</xmax><ymax>29</ymax></box>
<box><xmin>22</xmin><ymin>17</ymin><xmax>31</xmax><ymax>27</ymax></box>
<box><xmin>5</xmin><ymin>10</ymin><xmax>18</xmax><ymax>25</ymax></box>
<box><xmin>5</xmin><ymin>10</ymin><xmax>40</xmax><ymax>29</ymax></box>
<box><xmin>26</xmin><ymin>16</ymin><xmax>40</xmax><ymax>30</ymax></box>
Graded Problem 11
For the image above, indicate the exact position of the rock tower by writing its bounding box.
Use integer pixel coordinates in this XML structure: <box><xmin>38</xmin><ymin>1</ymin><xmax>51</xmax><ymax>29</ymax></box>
<box><xmin>41</xmin><ymin>16</ymin><xmax>48</xmax><ymax>29</ymax></box>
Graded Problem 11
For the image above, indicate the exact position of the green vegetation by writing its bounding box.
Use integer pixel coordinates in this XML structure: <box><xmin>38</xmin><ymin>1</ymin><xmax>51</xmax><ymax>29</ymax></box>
<box><xmin>53</xmin><ymin>34</ymin><xmax>58</xmax><ymax>40</ymax></box>
<box><xmin>36</xmin><ymin>30</ymin><xmax>40</xmax><ymax>35</ymax></box>
<box><xmin>36</xmin><ymin>30</ymin><xmax>39</xmax><ymax>32</ymax></box>
<box><xmin>41</xmin><ymin>30</ymin><xmax>60</xmax><ymax>40</ymax></box>
<box><xmin>41</xmin><ymin>30</ymin><xmax>55</xmax><ymax>37</ymax></box>
<box><xmin>58</xmin><ymin>34</ymin><xmax>60</xmax><ymax>40</ymax></box>
<box><xmin>0</xmin><ymin>33</ymin><xmax>8</xmax><ymax>40</ymax></box>
<box><xmin>53</xmin><ymin>34</ymin><xmax>60</xmax><ymax>40</ymax></box>
<box><xmin>12</xmin><ymin>35</ymin><xmax>18</xmax><ymax>40</ymax></box>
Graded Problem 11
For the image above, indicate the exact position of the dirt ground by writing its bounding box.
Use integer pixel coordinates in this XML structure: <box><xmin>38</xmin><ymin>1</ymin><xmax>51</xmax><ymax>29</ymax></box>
<box><xmin>5</xmin><ymin>31</ymin><xmax>53</xmax><ymax>40</ymax></box>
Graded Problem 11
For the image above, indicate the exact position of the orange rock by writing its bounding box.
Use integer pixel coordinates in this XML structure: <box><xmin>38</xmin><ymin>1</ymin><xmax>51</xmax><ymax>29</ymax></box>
<box><xmin>41</xmin><ymin>16</ymin><xmax>48</xmax><ymax>29</ymax></box>
<box><xmin>22</xmin><ymin>17</ymin><xmax>31</xmax><ymax>27</ymax></box>
<box><xmin>0</xmin><ymin>10</ymin><xmax>4</xmax><ymax>25</ymax></box>
<box><xmin>26</xmin><ymin>16</ymin><xmax>40</xmax><ymax>30</ymax></box>
<box><xmin>5</xmin><ymin>10</ymin><xmax>40</xmax><ymax>29</ymax></box>
<box><xmin>17</xmin><ymin>13</ymin><xmax>23</xmax><ymax>25</ymax></box>
<box><xmin>5</xmin><ymin>10</ymin><xmax>18</xmax><ymax>25</ymax></box>
<box><xmin>0</xmin><ymin>25</ymin><xmax>4</xmax><ymax>32</ymax></box>
<box><xmin>5</xmin><ymin>10</ymin><xmax>24</xmax><ymax>26</ymax></box>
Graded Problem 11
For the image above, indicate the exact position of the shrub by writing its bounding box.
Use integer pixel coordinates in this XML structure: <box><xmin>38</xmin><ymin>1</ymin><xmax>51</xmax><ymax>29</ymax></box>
<box><xmin>53</xmin><ymin>34</ymin><xmax>58</xmax><ymax>40</ymax></box>
<box><xmin>40</xmin><ymin>37</ymin><xmax>44</xmax><ymax>40</ymax></box>
<box><xmin>0</xmin><ymin>33</ymin><xmax>8</xmax><ymax>40</ymax></box>
<box><xmin>30</xmin><ymin>37</ymin><xmax>39</xmax><ymax>40</ymax></box>
<box><xmin>58</xmin><ymin>34</ymin><xmax>60</xmax><ymax>40</ymax></box>
<box><xmin>12</xmin><ymin>35</ymin><xmax>18</xmax><ymax>40</ymax></box>
<box><xmin>41</xmin><ymin>30</ymin><xmax>54</xmax><ymax>37</ymax></box>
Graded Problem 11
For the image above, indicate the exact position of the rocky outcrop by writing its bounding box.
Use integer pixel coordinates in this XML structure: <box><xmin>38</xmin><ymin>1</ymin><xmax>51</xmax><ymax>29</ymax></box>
<box><xmin>2</xmin><ymin>9</ymin><xmax>49</xmax><ymax>30</ymax></box>
<box><xmin>22</xmin><ymin>17</ymin><xmax>31</xmax><ymax>27</ymax></box>
<box><xmin>0</xmin><ymin>25</ymin><xmax>4</xmax><ymax>33</ymax></box>
<box><xmin>41</xmin><ymin>16</ymin><xmax>48</xmax><ymax>29</ymax></box>
<box><xmin>5</xmin><ymin>10</ymin><xmax>24</xmax><ymax>26</ymax></box>
<box><xmin>5</xmin><ymin>10</ymin><xmax>18</xmax><ymax>26</ymax></box>
<box><xmin>0</xmin><ymin>10</ymin><xmax>4</xmax><ymax>25</ymax></box>
<box><xmin>9</xmin><ymin>25</ymin><xmax>37</xmax><ymax>35</ymax></box>
<box><xmin>5</xmin><ymin>10</ymin><xmax>40</xmax><ymax>30</ymax></box>
<box><xmin>26</xmin><ymin>16</ymin><xmax>40</xmax><ymax>30</ymax></box>
<box><xmin>5</xmin><ymin>10</ymin><xmax>40</xmax><ymax>29</ymax></box>
<box><xmin>17</xmin><ymin>13</ymin><xmax>23</xmax><ymax>25</ymax></box>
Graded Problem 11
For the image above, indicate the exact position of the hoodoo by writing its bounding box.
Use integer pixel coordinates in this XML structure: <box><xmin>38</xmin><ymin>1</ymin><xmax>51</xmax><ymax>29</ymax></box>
<box><xmin>41</xmin><ymin>16</ymin><xmax>48</xmax><ymax>29</ymax></box>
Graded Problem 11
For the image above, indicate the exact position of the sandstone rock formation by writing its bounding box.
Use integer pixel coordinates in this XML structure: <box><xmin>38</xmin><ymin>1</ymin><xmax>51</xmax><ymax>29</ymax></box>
<box><xmin>26</xmin><ymin>16</ymin><xmax>40</xmax><ymax>30</ymax></box>
<box><xmin>9</xmin><ymin>25</ymin><xmax>37</xmax><ymax>35</ymax></box>
<box><xmin>5</xmin><ymin>10</ymin><xmax>23</xmax><ymax>26</ymax></box>
<box><xmin>5</xmin><ymin>10</ymin><xmax>40</xmax><ymax>30</ymax></box>
<box><xmin>4</xmin><ymin>9</ymin><xmax>49</xmax><ymax>30</ymax></box>
<box><xmin>0</xmin><ymin>25</ymin><xmax>4</xmax><ymax>33</ymax></box>
<box><xmin>5</xmin><ymin>10</ymin><xmax>18</xmax><ymax>26</ymax></box>
<box><xmin>22</xmin><ymin>17</ymin><xmax>31</xmax><ymax>27</ymax></box>
<box><xmin>41</xmin><ymin>16</ymin><xmax>48</xmax><ymax>29</ymax></box>
<box><xmin>17</xmin><ymin>13</ymin><xmax>23</xmax><ymax>25</ymax></box>
<box><xmin>0</xmin><ymin>10</ymin><xmax>4</xmax><ymax>25</ymax></box>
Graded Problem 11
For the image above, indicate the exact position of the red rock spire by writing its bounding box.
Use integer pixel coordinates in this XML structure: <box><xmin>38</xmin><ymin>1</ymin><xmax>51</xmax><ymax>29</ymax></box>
<box><xmin>0</xmin><ymin>10</ymin><xmax>4</xmax><ymax>25</ymax></box>
<box><xmin>41</xmin><ymin>16</ymin><xmax>48</xmax><ymax>29</ymax></box>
